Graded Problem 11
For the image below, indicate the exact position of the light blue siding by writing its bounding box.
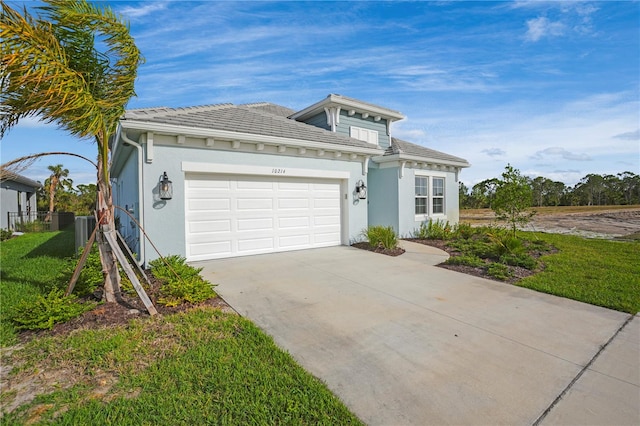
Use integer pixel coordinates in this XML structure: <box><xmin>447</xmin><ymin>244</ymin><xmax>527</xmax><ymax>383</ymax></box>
<box><xmin>336</xmin><ymin>110</ymin><xmax>390</xmax><ymax>149</ymax></box>
<box><xmin>303</xmin><ymin>112</ymin><xmax>330</xmax><ymax>131</ymax></box>
<box><xmin>298</xmin><ymin>110</ymin><xmax>391</xmax><ymax>149</ymax></box>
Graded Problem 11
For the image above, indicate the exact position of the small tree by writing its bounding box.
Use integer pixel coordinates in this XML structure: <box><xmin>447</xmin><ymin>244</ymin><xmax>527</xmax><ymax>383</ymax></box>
<box><xmin>493</xmin><ymin>164</ymin><xmax>534</xmax><ymax>237</ymax></box>
<box><xmin>45</xmin><ymin>164</ymin><xmax>70</xmax><ymax>216</ymax></box>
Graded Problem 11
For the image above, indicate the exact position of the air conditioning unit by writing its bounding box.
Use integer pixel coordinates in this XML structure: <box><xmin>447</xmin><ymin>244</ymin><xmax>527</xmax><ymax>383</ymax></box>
<box><xmin>75</xmin><ymin>216</ymin><xmax>97</xmax><ymax>255</ymax></box>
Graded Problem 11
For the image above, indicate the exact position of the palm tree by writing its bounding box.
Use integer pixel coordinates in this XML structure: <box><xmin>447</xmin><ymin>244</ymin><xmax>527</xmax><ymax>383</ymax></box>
<box><xmin>45</xmin><ymin>164</ymin><xmax>70</xmax><ymax>218</ymax></box>
<box><xmin>1</xmin><ymin>0</ymin><xmax>144</xmax><ymax>304</ymax></box>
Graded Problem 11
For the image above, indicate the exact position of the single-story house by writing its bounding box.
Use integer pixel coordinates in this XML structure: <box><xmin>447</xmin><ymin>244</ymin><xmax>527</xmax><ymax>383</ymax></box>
<box><xmin>1</xmin><ymin>171</ymin><xmax>41</xmax><ymax>230</ymax></box>
<box><xmin>111</xmin><ymin>94</ymin><xmax>470</xmax><ymax>264</ymax></box>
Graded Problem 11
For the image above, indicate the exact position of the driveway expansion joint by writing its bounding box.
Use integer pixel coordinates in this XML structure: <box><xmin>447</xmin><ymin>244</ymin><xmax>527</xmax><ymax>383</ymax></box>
<box><xmin>532</xmin><ymin>314</ymin><xmax>635</xmax><ymax>426</ymax></box>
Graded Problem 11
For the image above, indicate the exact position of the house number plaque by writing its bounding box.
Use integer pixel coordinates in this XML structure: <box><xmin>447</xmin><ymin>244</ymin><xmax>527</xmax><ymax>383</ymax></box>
<box><xmin>272</xmin><ymin>168</ymin><xmax>286</xmax><ymax>174</ymax></box>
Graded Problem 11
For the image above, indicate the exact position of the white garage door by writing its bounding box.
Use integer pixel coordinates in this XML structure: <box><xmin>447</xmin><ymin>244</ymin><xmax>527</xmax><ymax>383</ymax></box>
<box><xmin>185</xmin><ymin>173</ymin><xmax>342</xmax><ymax>261</ymax></box>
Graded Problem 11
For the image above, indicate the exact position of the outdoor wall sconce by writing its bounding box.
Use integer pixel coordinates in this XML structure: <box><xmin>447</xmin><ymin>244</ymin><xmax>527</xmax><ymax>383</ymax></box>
<box><xmin>355</xmin><ymin>180</ymin><xmax>367</xmax><ymax>200</ymax></box>
<box><xmin>159</xmin><ymin>171</ymin><xmax>173</xmax><ymax>200</ymax></box>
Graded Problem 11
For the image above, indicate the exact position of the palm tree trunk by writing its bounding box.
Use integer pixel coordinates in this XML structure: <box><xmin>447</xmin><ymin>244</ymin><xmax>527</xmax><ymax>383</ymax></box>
<box><xmin>96</xmin><ymin>153</ymin><xmax>120</xmax><ymax>302</ymax></box>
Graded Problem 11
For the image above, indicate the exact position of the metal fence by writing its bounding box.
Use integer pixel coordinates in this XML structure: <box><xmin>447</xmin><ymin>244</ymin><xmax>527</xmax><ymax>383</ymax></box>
<box><xmin>6</xmin><ymin>211</ymin><xmax>75</xmax><ymax>232</ymax></box>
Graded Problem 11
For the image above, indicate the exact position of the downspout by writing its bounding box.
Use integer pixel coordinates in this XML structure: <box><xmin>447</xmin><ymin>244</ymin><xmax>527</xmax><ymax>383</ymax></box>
<box><xmin>119</xmin><ymin>131</ymin><xmax>146</xmax><ymax>265</ymax></box>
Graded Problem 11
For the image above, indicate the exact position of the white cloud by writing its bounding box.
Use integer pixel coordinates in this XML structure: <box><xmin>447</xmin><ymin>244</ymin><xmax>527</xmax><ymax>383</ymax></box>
<box><xmin>532</xmin><ymin>147</ymin><xmax>591</xmax><ymax>161</ymax></box>
<box><xmin>613</xmin><ymin>129</ymin><xmax>640</xmax><ymax>140</ymax></box>
<box><xmin>481</xmin><ymin>148</ymin><xmax>506</xmax><ymax>157</ymax></box>
<box><xmin>525</xmin><ymin>17</ymin><xmax>565</xmax><ymax>41</ymax></box>
<box><xmin>119</xmin><ymin>3</ymin><xmax>168</xmax><ymax>19</ymax></box>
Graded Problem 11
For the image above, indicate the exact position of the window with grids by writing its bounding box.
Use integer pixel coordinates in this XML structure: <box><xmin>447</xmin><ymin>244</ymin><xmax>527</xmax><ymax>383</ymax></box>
<box><xmin>415</xmin><ymin>176</ymin><xmax>429</xmax><ymax>214</ymax></box>
<box><xmin>432</xmin><ymin>177</ymin><xmax>445</xmax><ymax>214</ymax></box>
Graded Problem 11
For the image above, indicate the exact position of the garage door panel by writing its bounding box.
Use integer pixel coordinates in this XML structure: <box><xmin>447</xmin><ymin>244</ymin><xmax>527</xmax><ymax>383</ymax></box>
<box><xmin>278</xmin><ymin>182</ymin><xmax>310</xmax><ymax>191</ymax></box>
<box><xmin>186</xmin><ymin>174</ymin><xmax>342</xmax><ymax>260</ymax></box>
<box><xmin>237</xmin><ymin>198</ymin><xmax>273</xmax><ymax>210</ymax></box>
<box><xmin>237</xmin><ymin>217</ymin><xmax>273</xmax><ymax>231</ymax></box>
<box><xmin>279</xmin><ymin>216</ymin><xmax>310</xmax><ymax>228</ymax></box>
<box><xmin>190</xmin><ymin>241</ymin><xmax>232</xmax><ymax>257</ymax></box>
<box><xmin>238</xmin><ymin>237</ymin><xmax>274</xmax><ymax>252</ymax></box>
<box><xmin>188</xmin><ymin>219</ymin><xmax>231</xmax><ymax>233</ymax></box>
<box><xmin>236</xmin><ymin>180</ymin><xmax>273</xmax><ymax>190</ymax></box>
<box><xmin>314</xmin><ymin>215</ymin><xmax>340</xmax><ymax>226</ymax></box>
<box><xmin>279</xmin><ymin>234</ymin><xmax>311</xmax><ymax>248</ymax></box>
<box><xmin>314</xmin><ymin>198</ymin><xmax>340</xmax><ymax>209</ymax></box>
<box><xmin>279</xmin><ymin>198</ymin><xmax>309</xmax><ymax>209</ymax></box>
<box><xmin>188</xmin><ymin>179</ymin><xmax>230</xmax><ymax>189</ymax></box>
<box><xmin>188</xmin><ymin>198</ymin><xmax>230</xmax><ymax>211</ymax></box>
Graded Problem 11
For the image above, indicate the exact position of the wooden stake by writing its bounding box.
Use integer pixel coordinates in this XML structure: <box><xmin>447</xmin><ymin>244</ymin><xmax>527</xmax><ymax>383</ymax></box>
<box><xmin>104</xmin><ymin>229</ymin><xmax>158</xmax><ymax>316</ymax></box>
<box><xmin>65</xmin><ymin>222</ymin><xmax>98</xmax><ymax>296</ymax></box>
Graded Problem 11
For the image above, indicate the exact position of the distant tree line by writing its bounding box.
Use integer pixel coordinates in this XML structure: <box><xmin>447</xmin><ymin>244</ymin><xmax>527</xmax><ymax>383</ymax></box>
<box><xmin>36</xmin><ymin>164</ymin><xmax>97</xmax><ymax>216</ymax></box>
<box><xmin>460</xmin><ymin>171</ymin><xmax>640</xmax><ymax>209</ymax></box>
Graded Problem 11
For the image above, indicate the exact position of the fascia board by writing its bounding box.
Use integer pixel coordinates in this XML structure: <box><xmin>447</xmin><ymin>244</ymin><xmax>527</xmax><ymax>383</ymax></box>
<box><xmin>120</xmin><ymin>120</ymin><xmax>385</xmax><ymax>156</ymax></box>
<box><xmin>290</xmin><ymin>95</ymin><xmax>405</xmax><ymax>122</ymax></box>
<box><xmin>372</xmin><ymin>153</ymin><xmax>471</xmax><ymax>168</ymax></box>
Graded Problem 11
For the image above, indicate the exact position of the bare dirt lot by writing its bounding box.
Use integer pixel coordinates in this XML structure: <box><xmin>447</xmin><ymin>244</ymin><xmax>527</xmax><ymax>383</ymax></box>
<box><xmin>460</xmin><ymin>206</ymin><xmax>640</xmax><ymax>239</ymax></box>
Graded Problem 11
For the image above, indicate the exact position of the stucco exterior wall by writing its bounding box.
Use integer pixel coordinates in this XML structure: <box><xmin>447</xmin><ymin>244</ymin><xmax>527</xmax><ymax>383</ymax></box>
<box><xmin>138</xmin><ymin>140</ymin><xmax>369</xmax><ymax>264</ymax></box>
<box><xmin>399</xmin><ymin>168</ymin><xmax>460</xmax><ymax>237</ymax></box>
<box><xmin>367</xmin><ymin>167</ymin><xmax>400</xmax><ymax>234</ymax></box>
<box><xmin>113</xmin><ymin>147</ymin><xmax>141</xmax><ymax>256</ymax></box>
<box><xmin>1</xmin><ymin>181</ymin><xmax>38</xmax><ymax>230</ymax></box>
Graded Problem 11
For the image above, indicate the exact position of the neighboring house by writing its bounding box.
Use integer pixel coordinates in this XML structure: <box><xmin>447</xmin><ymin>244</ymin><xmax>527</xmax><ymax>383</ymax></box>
<box><xmin>111</xmin><ymin>94</ymin><xmax>470</xmax><ymax>264</ymax></box>
<box><xmin>0</xmin><ymin>171</ymin><xmax>41</xmax><ymax>230</ymax></box>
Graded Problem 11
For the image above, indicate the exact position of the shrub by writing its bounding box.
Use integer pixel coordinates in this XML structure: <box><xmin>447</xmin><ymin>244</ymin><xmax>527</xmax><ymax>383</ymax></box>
<box><xmin>452</xmin><ymin>222</ymin><xmax>475</xmax><ymax>239</ymax></box>
<box><xmin>10</xmin><ymin>288</ymin><xmax>97</xmax><ymax>330</ymax></box>
<box><xmin>363</xmin><ymin>226</ymin><xmax>398</xmax><ymax>249</ymax></box>
<box><xmin>500</xmin><ymin>253</ymin><xmax>538</xmax><ymax>270</ymax></box>
<box><xmin>415</xmin><ymin>219</ymin><xmax>451</xmax><ymax>240</ymax></box>
<box><xmin>149</xmin><ymin>255</ymin><xmax>217</xmax><ymax>307</ymax></box>
<box><xmin>68</xmin><ymin>244</ymin><xmax>104</xmax><ymax>296</ymax></box>
<box><xmin>487</xmin><ymin>263</ymin><xmax>511</xmax><ymax>281</ymax></box>
<box><xmin>445</xmin><ymin>255</ymin><xmax>485</xmax><ymax>268</ymax></box>
<box><xmin>0</xmin><ymin>228</ymin><xmax>13</xmax><ymax>241</ymax></box>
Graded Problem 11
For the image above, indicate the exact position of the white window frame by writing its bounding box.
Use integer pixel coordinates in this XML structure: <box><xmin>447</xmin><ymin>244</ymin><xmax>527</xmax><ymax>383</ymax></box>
<box><xmin>414</xmin><ymin>176</ymin><xmax>429</xmax><ymax>215</ymax></box>
<box><xmin>414</xmin><ymin>172</ymin><xmax>446</xmax><ymax>220</ymax></box>
<box><xmin>350</xmin><ymin>126</ymin><xmax>379</xmax><ymax>146</ymax></box>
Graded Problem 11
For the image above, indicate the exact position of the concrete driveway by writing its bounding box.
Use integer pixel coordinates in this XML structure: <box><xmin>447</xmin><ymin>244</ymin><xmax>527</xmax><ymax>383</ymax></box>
<box><xmin>195</xmin><ymin>242</ymin><xmax>639</xmax><ymax>425</ymax></box>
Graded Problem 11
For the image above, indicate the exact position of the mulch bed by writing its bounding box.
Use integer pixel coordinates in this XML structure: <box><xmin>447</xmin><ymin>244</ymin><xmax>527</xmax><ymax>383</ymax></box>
<box><xmin>353</xmin><ymin>238</ymin><xmax>545</xmax><ymax>284</ymax></box>
<box><xmin>19</xmin><ymin>270</ymin><xmax>233</xmax><ymax>342</ymax></box>
<box><xmin>351</xmin><ymin>242</ymin><xmax>405</xmax><ymax>257</ymax></box>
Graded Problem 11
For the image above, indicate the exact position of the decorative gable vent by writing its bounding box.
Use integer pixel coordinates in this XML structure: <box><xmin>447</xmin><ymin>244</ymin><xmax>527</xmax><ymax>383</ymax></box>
<box><xmin>350</xmin><ymin>126</ymin><xmax>378</xmax><ymax>146</ymax></box>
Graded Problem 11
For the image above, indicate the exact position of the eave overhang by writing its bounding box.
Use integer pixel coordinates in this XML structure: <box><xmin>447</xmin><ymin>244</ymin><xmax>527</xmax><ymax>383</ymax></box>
<box><xmin>290</xmin><ymin>94</ymin><xmax>405</xmax><ymax>123</ymax></box>
<box><xmin>119</xmin><ymin>119</ymin><xmax>385</xmax><ymax>157</ymax></box>
<box><xmin>372</xmin><ymin>153</ymin><xmax>471</xmax><ymax>169</ymax></box>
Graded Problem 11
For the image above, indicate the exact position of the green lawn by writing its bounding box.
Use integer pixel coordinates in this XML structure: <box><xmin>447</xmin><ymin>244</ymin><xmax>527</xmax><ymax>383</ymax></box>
<box><xmin>517</xmin><ymin>232</ymin><xmax>640</xmax><ymax>314</ymax></box>
<box><xmin>0</xmin><ymin>230</ymin><xmax>363</xmax><ymax>424</ymax></box>
<box><xmin>0</xmin><ymin>229</ymin><xmax>76</xmax><ymax>345</ymax></box>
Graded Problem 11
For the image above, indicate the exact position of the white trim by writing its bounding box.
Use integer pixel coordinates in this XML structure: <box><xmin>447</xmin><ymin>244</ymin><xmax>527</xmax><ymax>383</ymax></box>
<box><xmin>415</xmin><ymin>169</ymin><xmax>448</xmax><ymax>178</ymax></box>
<box><xmin>120</xmin><ymin>120</ymin><xmax>383</xmax><ymax>156</ymax></box>
<box><xmin>372</xmin><ymin>153</ymin><xmax>470</xmax><ymax>168</ymax></box>
<box><xmin>181</xmin><ymin>162</ymin><xmax>350</xmax><ymax>180</ymax></box>
<box><xmin>145</xmin><ymin>132</ymin><xmax>154</xmax><ymax>163</ymax></box>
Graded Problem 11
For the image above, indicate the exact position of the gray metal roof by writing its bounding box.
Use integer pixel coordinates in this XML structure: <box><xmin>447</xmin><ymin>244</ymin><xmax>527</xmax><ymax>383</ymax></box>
<box><xmin>123</xmin><ymin>103</ymin><xmax>380</xmax><ymax>150</ymax></box>
<box><xmin>0</xmin><ymin>170</ymin><xmax>42</xmax><ymax>188</ymax></box>
<box><xmin>387</xmin><ymin>138</ymin><xmax>470</xmax><ymax>166</ymax></box>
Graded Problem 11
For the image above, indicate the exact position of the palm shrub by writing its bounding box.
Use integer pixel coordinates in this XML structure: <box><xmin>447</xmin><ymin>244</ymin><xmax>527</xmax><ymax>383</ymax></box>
<box><xmin>149</xmin><ymin>255</ymin><xmax>217</xmax><ymax>307</ymax></box>
<box><xmin>363</xmin><ymin>225</ymin><xmax>398</xmax><ymax>250</ymax></box>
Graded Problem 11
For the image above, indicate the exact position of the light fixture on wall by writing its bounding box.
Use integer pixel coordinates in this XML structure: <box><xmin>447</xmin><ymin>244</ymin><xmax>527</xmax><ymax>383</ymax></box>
<box><xmin>159</xmin><ymin>172</ymin><xmax>173</xmax><ymax>200</ymax></box>
<box><xmin>355</xmin><ymin>180</ymin><xmax>367</xmax><ymax>200</ymax></box>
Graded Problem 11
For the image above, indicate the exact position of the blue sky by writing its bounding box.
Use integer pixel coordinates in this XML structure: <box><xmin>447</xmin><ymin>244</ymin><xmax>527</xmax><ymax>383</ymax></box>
<box><xmin>2</xmin><ymin>0</ymin><xmax>639</xmax><ymax>189</ymax></box>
